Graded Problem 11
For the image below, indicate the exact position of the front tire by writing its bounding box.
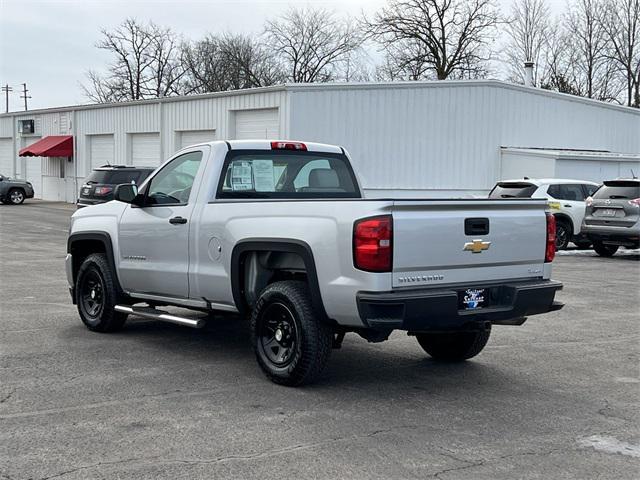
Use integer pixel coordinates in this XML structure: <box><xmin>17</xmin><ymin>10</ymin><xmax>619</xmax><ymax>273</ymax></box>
<box><xmin>75</xmin><ymin>253</ymin><xmax>127</xmax><ymax>332</ymax></box>
<box><xmin>8</xmin><ymin>188</ymin><xmax>25</xmax><ymax>205</ymax></box>
<box><xmin>593</xmin><ymin>241</ymin><xmax>619</xmax><ymax>257</ymax></box>
<box><xmin>416</xmin><ymin>326</ymin><xmax>491</xmax><ymax>362</ymax></box>
<box><xmin>251</xmin><ymin>281</ymin><xmax>333</xmax><ymax>386</ymax></box>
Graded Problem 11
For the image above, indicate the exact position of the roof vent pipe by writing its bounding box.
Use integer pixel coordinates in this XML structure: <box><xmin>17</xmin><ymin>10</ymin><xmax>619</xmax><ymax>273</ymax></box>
<box><xmin>524</xmin><ymin>61</ymin><xmax>534</xmax><ymax>87</ymax></box>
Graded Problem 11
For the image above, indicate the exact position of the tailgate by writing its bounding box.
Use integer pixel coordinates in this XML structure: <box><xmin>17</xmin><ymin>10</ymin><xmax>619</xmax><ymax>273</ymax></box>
<box><xmin>392</xmin><ymin>199</ymin><xmax>548</xmax><ymax>288</ymax></box>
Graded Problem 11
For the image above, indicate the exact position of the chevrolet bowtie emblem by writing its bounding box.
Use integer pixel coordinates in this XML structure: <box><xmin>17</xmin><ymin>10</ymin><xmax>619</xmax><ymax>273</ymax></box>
<box><xmin>463</xmin><ymin>239</ymin><xmax>491</xmax><ymax>253</ymax></box>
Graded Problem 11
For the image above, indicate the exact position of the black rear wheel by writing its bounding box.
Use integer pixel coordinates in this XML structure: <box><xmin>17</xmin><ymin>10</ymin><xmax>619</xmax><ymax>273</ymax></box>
<box><xmin>251</xmin><ymin>281</ymin><xmax>333</xmax><ymax>386</ymax></box>
<box><xmin>416</xmin><ymin>326</ymin><xmax>491</xmax><ymax>362</ymax></box>
<box><xmin>75</xmin><ymin>253</ymin><xmax>127</xmax><ymax>332</ymax></box>
<box><xmin>555</xmin><ymin>219</ymin><xmax>570</xmax><ymax>250</ymax></box>
<box><xmin>593</xmin><ymin>241</ymin><xmax>619</xmax><ymax>257</ymax></box>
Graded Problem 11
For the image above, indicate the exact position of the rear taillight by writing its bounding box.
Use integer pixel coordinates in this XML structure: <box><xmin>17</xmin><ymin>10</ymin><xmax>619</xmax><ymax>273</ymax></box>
<box><xmin>271</xmin><ymin>141</ymin><xmax>307</xmax><ymax>151</ymax></box>
<box><xmin>585</xmin><ymin>196</ymin><xmax>593</xmax><ymax>207</ymax></box>
<box><xmin>629</xmin><ymin>198</ymin><xmax>640</xmax><ymax>206</ymax></box>
<box><xmin>545</xmin><ymin>212</ymin><xmax>556</xmax><ymax>263</ymax></box>
<box><xmin>94</xmin><ymin>186</ymin><xmax>113</xmax><ymax>196</ymax></box>
<box><xmin>353</xmin><ymin>215</ymin><xmax>393</xmax><ymax>272</ymax></box>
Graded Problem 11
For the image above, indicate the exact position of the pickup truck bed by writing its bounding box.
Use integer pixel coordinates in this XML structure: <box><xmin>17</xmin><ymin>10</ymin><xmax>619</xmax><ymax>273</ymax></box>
<box><xmin>67</xmin><ymin>140</ymin><xmax>563</xmax><ymax>386</ymax></box>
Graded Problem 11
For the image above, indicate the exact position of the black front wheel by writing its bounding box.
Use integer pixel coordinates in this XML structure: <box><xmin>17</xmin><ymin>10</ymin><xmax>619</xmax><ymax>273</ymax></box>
<box><xmin>75</xmin><ymin>253</ymin><xmax>127</xmax><ymax>332</ymax></box>
<box><xmin>593</xmin><ymin>241</ymin><xmax>619</xmax><ymax>257</ymax></box>
<box><xmin>416</xmin><ymin>326</ymin><xmax>491</xmax><ymax>362</ymax></box>
<box><xmin>251</xmin><ymin>281</ymin><xmax>333</xmax><ymax>386</ymax></box>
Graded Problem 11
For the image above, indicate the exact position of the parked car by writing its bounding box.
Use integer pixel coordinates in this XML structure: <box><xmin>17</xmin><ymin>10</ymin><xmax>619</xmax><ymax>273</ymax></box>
<box><xmin>582</xmin><ymin>179</ymin><xmax>640</xmax><ymax>256</ymax></box>
<box><xmin>66</xmin><ymin>140</ymin><xmax>563</xmax><ymax>386</ymax></box>
<box><xmin>0</xmin><ymin>174</ymin><xmax>34</xmax><ymax>205</ymax></box>
<box><xmin>77</xmin><ymin>165</ymin><xmax>154</xmax><ymax>208</ymax></box>
<box><xmin>489</xmin><ymin>178</ymin><xmax>600</xmax><ymax>250</ymax></box>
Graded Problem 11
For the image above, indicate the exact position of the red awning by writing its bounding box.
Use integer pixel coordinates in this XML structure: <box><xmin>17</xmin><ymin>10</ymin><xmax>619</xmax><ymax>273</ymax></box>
<box><xmin>19</xmin><ymin>135</ymin><xmax>74</xmax><ymax>157</ymax></box>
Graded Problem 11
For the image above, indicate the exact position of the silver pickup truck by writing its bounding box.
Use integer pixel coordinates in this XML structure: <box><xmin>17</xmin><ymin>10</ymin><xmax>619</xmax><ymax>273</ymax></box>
<box><xmin>66</xmin><ymin>140</ymin><xmax>563</xmax><ymax>385</ymax></box>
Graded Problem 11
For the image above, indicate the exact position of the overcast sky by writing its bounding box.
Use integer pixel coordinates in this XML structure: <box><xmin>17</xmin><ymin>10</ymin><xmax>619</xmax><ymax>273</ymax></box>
<box><xmin>0</xmin><ymin>0</ymin><xmax>567</xmax><ymax>111</ymax></box>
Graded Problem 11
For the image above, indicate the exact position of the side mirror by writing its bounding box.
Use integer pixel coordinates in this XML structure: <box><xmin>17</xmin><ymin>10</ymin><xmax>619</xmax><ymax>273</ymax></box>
<box><xmin>114</xmin><ymin>183</ymin><xmax>140</xmax><ymax>204</ymax></box>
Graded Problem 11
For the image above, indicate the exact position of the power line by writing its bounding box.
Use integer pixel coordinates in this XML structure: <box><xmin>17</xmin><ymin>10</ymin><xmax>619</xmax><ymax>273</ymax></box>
<box><xmin>20</xmin><ymin>83</ymin><xmax>31</xmax><ymax>111</ymax></box>
<box><xmin>1</xmin><ymin>84</ymin><xmax>12</xmax><ymax>113</ymax></box>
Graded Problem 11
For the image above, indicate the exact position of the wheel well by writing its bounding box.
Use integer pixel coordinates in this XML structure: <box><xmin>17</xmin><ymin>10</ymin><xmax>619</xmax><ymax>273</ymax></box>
<box><xmin>230</xmin><ymin>241</ymin><xmax>328</xmax><ymax>321</ymax></box>
<box><xmin>240</xmin><ymin>250</ymin><xmax>308</xmax><ymax>308</ymax></box>
<box><xmin>8</xmin><ymin>186</ymin><xmax>25</xmax><ymax>193</ymax></box>
<box><xmin>553</xmin><ymin>213</ymin><xmax>574</xmax><ymax>234</ymax></box>
<box><xmin>69</xmin><ymin>239</ymin><xmax>106</xmax><ymax>284</ymax></box>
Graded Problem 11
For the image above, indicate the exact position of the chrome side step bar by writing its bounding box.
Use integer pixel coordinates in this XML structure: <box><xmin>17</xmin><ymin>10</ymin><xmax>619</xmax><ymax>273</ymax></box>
<box><xmin>114</xmin><ymin>305</ymin><xmax>205</xmax><ymax>329</ymax></box>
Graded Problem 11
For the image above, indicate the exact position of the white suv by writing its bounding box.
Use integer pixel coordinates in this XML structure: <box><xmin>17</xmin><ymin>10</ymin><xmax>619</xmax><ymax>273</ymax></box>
<box><xmin>489</xmin><ymin>178</ymin><xmax>600</xmax><ymax>249</ymax></box>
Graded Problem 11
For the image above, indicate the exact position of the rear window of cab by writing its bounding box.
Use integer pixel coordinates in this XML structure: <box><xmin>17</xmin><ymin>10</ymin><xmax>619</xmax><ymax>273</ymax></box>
<box><xmin>216</xmin><ymin>150</ymin><xmax>360</xmax><ymax>199</ymax></box>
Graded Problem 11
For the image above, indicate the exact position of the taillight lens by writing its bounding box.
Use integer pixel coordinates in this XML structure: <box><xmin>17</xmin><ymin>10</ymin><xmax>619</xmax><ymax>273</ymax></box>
<box><xmin>353</xmin><ymin>215</ymin><xmax>393</xmax><ymax>272</ymax></box>
<box><xmin>545</xmin><ymin>212</ymin><xmax>556</xmax><ymax>262</ymax></box>
<box><xmin>271</xmin><ymin>141</ymin><xmax>307</xmax><ymax>151</ymax></box>
<box><xmin>585</xmin><ymin>196</ymin><xmax>593</xmax><ymax>207</ymax></box>
<box><xmin>94</xmin><ymin>186</ymin><xmax>113</xmax><ymax>196</ymax></box>
<box><xmin>629</xmin><ymin>198</ymin><xmax>640</xmax><ymax>206</ymax></box>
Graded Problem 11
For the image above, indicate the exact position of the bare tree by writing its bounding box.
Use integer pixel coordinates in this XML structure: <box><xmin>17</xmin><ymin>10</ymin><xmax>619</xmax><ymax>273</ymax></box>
<box><xmin>365</xmin><ymin>0</ymin><xmax>500</xmax><ymax>81</ymax></box>
<box><xmin>264</xmin><ymin>7</ymin><xmax>363</xmax><ymax>82</ymax></box>
<box><xmin>564</xmin><ymin>0</ymin><xmax>620</xmax><ymax>101</ymax></box>
<box><xmin>181</xmin><ymin>33</ymin><xmax>283</xmax><ymax>94</ymax></box>
<box><xmin>82</xmin><ymin>18</ymin><xmax>185</xmax><ymax>102</ymax></box>
<box><xmin>603</xmin><ymin>0</ymin><xmax>640</xmax><ymax>107</ymax></box>
<box><xmin>503</xmin><ymin>0</ymin><xmax>551</xmax><ymax>85</ymax></box>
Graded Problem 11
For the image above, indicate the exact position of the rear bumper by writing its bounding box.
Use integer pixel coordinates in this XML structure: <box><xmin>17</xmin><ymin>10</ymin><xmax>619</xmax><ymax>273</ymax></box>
<box><xmin>357</xmin><ymin>279</ymin><xmax>563</xmax><ymax>332</ymax></box>
<box><xmin>583</xmin><ymin>224</ymin><xmax>640</xmax><ymax>247</ymax></box>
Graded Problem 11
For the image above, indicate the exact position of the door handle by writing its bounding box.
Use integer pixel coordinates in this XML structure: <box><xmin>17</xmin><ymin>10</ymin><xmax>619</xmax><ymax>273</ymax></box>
<box><xmin>169</xmin><ymin>216</ymin><xmax>188</xmax><ymax>225</ymax></box>
<box><xmin>564</xmin><ymin>204</ymin><xmax>572</xmax><ymax>207</ymax></box>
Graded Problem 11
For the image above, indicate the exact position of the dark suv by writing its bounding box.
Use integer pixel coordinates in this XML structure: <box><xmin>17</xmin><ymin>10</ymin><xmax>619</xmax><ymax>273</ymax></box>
<box><xmin>77</xmin><ymin>166</ymin><xmax>154</xmax><ymax>209</ymax></box>
<box><xmin>582</xmin><ymin>179</ymin><xmax>640</xmax><ymax>256</ymax></box>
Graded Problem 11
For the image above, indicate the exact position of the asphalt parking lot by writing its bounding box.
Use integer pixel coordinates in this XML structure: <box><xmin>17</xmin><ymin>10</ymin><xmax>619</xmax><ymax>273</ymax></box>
<box><xmin>1</xmin><ymin>202</ymin><xmax>638</xmax><ymax>479</ymax></box>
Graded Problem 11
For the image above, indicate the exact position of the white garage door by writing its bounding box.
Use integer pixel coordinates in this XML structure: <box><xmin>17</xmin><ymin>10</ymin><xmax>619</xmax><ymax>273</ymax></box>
<box><xmin>556</xmin><ymin>159</ymin><xmax>640</xmax><ymax>183</ymax></box>
<box><xmin>179</xmin><ymin>130</ymin><xmax>216</xmax><ymax>150</ymax></box>
<box><xmin>89</xmin><ymin>134</ymin><xmax>115</xmax><ymax>168</ymax></box>
<box><xmin>0</xmin><ymin>138</ymin><xmax>13</xmax><ymax>176</ymax></box>
<box><xmin>130</xmin><ymin>133</ymin><xmax>160</xmax><ymax>167</ymax></box>
<box><xmin>234</xmin><ymin>109</ymin><xmax>279</xmax><ymax>140</ymax></box>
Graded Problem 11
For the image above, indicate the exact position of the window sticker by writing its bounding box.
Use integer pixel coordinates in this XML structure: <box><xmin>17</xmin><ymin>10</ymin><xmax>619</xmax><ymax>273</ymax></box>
<box><xmin>231</xmin><ymin>161</ymin><xmax>253</xmax><ymax>191</ymax></box>
<box><xmin>253</xmin><ymin>159</ymin><xmax>276</xmax><ymax>192</ymax></box>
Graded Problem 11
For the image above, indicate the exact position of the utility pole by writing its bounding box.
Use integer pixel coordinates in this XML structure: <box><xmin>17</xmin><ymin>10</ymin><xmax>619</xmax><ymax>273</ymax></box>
<box><xmin>1</xmin><ymin>84</ymin><xmax>12</xmax><ymax>113</ymax></box>
<box><xmin>20</xmin><ymin>83</ymin><xmax>31</xmax><ymax>111</ymax></box>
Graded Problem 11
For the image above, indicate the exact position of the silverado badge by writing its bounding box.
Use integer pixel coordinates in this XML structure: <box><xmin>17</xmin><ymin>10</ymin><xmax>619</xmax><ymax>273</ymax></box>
<box><xmin>463</xmin><ymin>239</ymin><xmax>491</xmax><ymax>253</ymax></box>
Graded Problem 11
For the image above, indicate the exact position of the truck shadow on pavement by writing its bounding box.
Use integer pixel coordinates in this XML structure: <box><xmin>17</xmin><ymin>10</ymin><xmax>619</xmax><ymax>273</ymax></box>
<box><xmin>67</xmin><ymin>313</ymin><xmax>530</xmax><ymax>394</ymax></box>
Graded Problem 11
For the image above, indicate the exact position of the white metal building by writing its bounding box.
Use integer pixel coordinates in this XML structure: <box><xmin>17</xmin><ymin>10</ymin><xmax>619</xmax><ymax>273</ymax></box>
<box><xmin>0</xmin><ymin>80</ymin><xmax>638</xmax><ymax>203</ymax></box>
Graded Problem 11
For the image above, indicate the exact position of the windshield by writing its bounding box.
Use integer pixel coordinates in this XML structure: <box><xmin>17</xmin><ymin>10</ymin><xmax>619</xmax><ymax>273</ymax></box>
<box><xmin>217</xmin><ymin>150</ymin><xmax>360</xmax><ymax>199</ymax></box>
<box><xmin>84</xmin><ymin>169</ymin><xmax>149</xmax><ymax>185</ymax></box>
<box><xmin>593</xmin><ymin>181</ymin><xmax>640</xmax><ymax>199</ymax></box>
<box><xmin>489</xmin><ymin>182</ymin><xmax>537</xmax><ymax>198</ymax></box>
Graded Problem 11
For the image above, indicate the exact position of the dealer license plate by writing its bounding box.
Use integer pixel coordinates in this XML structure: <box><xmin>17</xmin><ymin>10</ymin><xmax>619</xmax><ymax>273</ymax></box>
<box><xmin>597</xmin><ymin>208</ymin><xmax>617</xmax><ymax>217</ymax></box>
<box><xmin>460</xmin><ymin>288</ymin><xmax>487</xmax><ymax>310</ymax></box>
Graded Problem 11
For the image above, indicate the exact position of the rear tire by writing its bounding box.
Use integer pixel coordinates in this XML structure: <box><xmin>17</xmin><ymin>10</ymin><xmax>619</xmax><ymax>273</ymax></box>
<box><xmin>574</xmin><ymin>241</ymin><xmax>592</xmax><ymax>249</ymax></box>
<box><xmin>555</xmin><ymin>219</ymin><xmax>571</xmax><ymax>250</ymax></box>
<box><xmin>251</xmin><ymin>281</ymin><xmax>333</xmax><ymax>386</ymax></box>
<box><xmin>593</xmin><ymin>241</ymin><xmax>619</xmax><ymax>257</ymax></box>
<box><xmin>416</xmin><ymin>326</ymin><xmax>491</xmax><ymax>362</ymax></box>
<box><xmin>75</xmin><ymin>253</ymin><xmax>127</xmax><ymax>332</ymax></box>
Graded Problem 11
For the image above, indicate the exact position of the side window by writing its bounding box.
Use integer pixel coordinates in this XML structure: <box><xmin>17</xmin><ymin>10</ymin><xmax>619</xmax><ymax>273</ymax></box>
<box><xmin>547</xmin><ymin>185</ymin><xmax>561</xmax><ymax>199</ymax></box>
<box><xmin>583</xmin><ymin>184</ymin><xmax>599</xmax><ymax>197</ymax></box>
<box><xmin>146</xmin><ymin>151</ymin><xmax>203</xmax><ymax>205</ymax></box>
<box><xmin>562</xmin><ymin>184</ymin><xmax>586</xmax><ymax>201</ymax></box>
